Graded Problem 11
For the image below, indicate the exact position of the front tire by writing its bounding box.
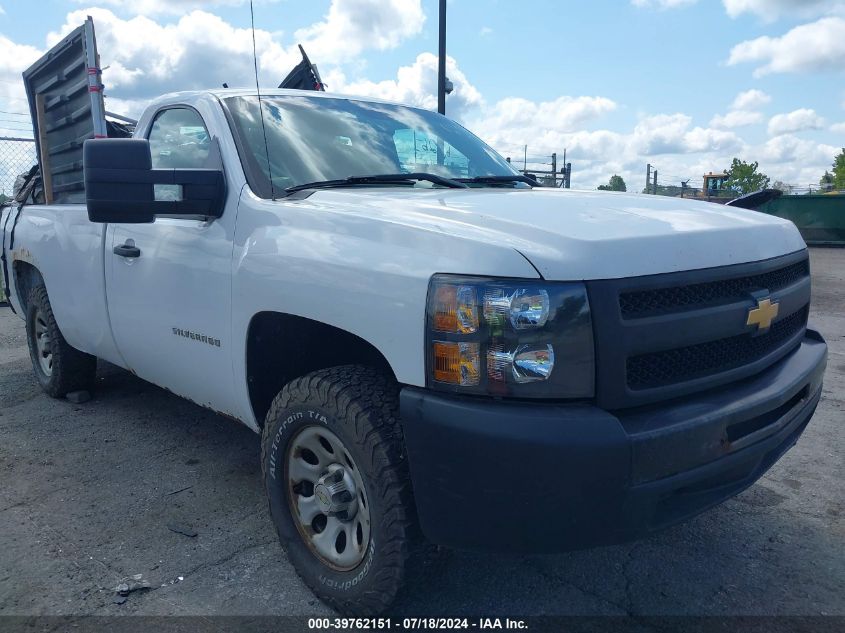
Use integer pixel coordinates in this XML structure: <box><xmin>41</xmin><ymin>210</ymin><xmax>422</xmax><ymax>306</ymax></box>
<box><xmin>25</xmin><ymin>284</ymin><xmax>96</xmax><ymax>398</ymax></box>
<box><xmin>261</xmin><ymin>366</ymin><xmax>415</xmax><ymax>615</ymax></box>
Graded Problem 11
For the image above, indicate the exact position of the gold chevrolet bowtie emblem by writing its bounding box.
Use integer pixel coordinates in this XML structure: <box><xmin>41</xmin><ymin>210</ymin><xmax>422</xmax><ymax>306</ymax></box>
<box><xmin>747</xmin><ymin>297</ymin><xmax>779</xmax><ymax>331</ymax></box>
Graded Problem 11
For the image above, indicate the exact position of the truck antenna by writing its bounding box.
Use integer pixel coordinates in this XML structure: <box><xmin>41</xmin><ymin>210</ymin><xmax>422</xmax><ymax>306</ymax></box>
<box><xmin>250</xmin><ymin>0</ymin><xmax>276</xmax><ymax>200</ymax></box>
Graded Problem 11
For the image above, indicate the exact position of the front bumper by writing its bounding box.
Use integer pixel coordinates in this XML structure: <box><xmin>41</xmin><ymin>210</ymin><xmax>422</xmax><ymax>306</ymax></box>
<box><xmin>400</xmin><ymin>330</ymin><xmax>827</xmax><ymax>553</ymax></box>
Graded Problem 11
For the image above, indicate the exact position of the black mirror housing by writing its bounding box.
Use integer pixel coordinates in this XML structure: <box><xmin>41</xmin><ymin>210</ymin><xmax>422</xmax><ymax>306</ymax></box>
<box><xmin>84</xmin><ymin>138</ymin><xmax>226</xmax><ymax>223</ymax></box>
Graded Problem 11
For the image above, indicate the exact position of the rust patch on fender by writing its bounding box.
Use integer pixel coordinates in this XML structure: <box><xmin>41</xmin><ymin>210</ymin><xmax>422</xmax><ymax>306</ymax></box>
<box><xmin>12</xmin><ymin>248</ymin><xmax>35</xmax><ymax>265</ymax></box>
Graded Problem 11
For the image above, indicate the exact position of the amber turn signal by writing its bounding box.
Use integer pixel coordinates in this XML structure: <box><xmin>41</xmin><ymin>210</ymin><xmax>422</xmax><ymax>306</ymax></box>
<box><xmin>432</xmin><ymin>284</ymin><xmax>478</xmax><ymax>333</ymax></box>
<box><xmin>432</xmin><ymin>341</ymin><xmax>480</xmax><ymax>386</ymax></box>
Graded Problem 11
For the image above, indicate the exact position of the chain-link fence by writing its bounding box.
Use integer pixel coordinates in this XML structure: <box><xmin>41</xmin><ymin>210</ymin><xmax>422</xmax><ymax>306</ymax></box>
<box><xmin>0</xmin><ymin>137</ymin><xmax>37</xmax><ymax>204</ymax></box>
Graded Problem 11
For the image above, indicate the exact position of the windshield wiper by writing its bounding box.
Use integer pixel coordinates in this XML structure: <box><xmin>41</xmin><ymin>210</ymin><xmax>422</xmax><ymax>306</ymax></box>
<box><xmin>285</xmin><ymin>172</ymin><xmax>468</xmax><ymax>194</ymax></box>
<box><xmin>456</xmin><ymin>175</ymin><xmax>540</xmax><ymax>187</ymax></box>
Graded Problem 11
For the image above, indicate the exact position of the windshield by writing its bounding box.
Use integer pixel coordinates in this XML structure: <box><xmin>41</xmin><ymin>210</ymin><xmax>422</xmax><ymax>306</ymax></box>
<box><xmin>223</xmin><ymin>95</ymin><xmax>518</xmax><ymax>197</ymax></box>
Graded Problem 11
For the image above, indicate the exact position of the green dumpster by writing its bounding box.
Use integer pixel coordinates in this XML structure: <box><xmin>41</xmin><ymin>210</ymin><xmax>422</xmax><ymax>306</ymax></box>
<box><xmin>756</xmin><ymin>195</ymin><xmax>845</xmax><ymax>246</ymax></box>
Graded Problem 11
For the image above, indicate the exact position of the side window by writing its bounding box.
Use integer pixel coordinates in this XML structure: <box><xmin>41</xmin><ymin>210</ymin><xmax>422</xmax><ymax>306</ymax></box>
<box><xmin>148</xmin><ymin>108</ymin><xmax>212</xmax><ymax>201</ymax></box>
<box><xmin>148</xmin><ymin>108</ymin><xmax>211</xmax><ymax>169</ymax></box>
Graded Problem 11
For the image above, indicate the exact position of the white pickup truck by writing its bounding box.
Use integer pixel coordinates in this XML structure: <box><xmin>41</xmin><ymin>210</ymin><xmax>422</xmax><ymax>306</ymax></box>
<box><xmin>1</xmin><ymin>88</ymin><xmax>828</xmax><ymax>614</ymax></box>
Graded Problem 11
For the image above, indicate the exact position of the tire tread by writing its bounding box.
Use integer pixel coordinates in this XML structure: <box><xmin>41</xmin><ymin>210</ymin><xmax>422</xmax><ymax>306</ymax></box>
<box><xmin>26</xmin><ymin>285</ymin><xmax>96</xmax><ymax>398</ymax></box>
<box><xmin>260</xmin><ymin>365</ymin><xmax>416</xmax><ymax>614</ymax></box>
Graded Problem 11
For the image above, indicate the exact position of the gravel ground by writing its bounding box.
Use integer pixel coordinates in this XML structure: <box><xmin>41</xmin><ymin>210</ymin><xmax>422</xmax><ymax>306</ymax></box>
<box><xmin>0</xmin><ymin>249</ymin><xmax>842</xmax><ymax>619</ymax></box>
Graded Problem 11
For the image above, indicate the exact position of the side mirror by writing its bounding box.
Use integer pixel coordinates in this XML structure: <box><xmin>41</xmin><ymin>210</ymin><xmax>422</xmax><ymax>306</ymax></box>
<box><xmin>84</xmin><ymin>138</ymin><xmax>226</xmax><ymax>223</ymax></box>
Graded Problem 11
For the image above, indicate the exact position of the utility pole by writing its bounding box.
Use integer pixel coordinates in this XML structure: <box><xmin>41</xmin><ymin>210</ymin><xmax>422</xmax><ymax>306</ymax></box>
<box><xmin>523</xmin><ymin>145</ymin><xmax>527</xmax><ymax>172</ymax></box>
<box><xmin>562</xmin><ymin>149</ymin><xmax>567</xmax><ymax>188</ymax></box>
<box><xmin>551</xmin><ymin>152</ymin><xmax>557</xmax><ymax>188</ymax></box>
<box><xmin>653</xmin><ymin>169</ymin><xmax>658</xmax><ymax>195</ymax></box>
<box><xmin>564</xmin><ymin>163</ymin><xmax>572</xmax><ymax>188</ymax></box>
<box><xmin>437</xmin><ymin>0</ymin><xmax>447</xmax><ymax>115</ymax></box>
<box><xmin>646</xmin><ymin>164</ymin><xmax>652</xmax><ymax>194</ymax></box>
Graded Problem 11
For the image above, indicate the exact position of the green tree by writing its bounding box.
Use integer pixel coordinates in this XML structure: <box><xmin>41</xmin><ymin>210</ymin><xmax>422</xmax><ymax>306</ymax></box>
<box><xmin>597</xmin><ymin>174</ymin><xmax>626</xmax><ymax>192</ymax></box>
<box><xmin>819</xmin><ymin>170</ymin><xmax>834</xmax><ymax>192</ymax></box>
<box><xmin>724</xmin><ymin>158</ymin><xmax>770</xmax><ymax>194</ymax></box>
<box><xmin>831</xmin><ymin>148</ymin><xmax>845</xmax><ymax>190</ymax></box>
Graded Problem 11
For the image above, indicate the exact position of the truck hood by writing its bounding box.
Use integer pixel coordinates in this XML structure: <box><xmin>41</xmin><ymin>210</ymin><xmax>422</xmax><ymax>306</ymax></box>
<box><xmin>303</xmin><ymin>187</ymin><xmax>806</xmax><ymax>280</ymax></box>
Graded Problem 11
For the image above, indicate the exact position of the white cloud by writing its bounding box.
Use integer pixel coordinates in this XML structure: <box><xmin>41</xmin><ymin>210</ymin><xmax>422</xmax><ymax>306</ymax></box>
<box><xmin>0</xmin><ymin>33</ymin><xmax>40</xmax><ymax>183</ymax></box>
<box><xmin>709</xmin><ymin>90</ymin><xmax>769</xmax><ymax>129</ymax></box>
<box><xmin>294</xmin><ymin>0</ymin><xmax>424</xmax><ymax>64</ymax></box>
<box><xmin>629</xmin><ymin>113</ymin><xmax>693</xmax><ymax>154</ymax></box>
<box><xmin>102</xmin><ymin>97</ymin><xmax>156</xmax><ymax>121</ymax></box>
<box><xmin>731</xmin><ymin>89</ymin><xmax>771</xmax><ymax>110</ymax></box>
<box><xmin>682</xmin><ymin>126</ymin><xmax>744</xmax><ymax>153</ymax></box>
<box><xmin>627</xmin><ymin>113</ymin><xmax>742</xmax><ymax>155</ymax></box>
<box><xmin>467</xmin><ymin>104</ymin><xmax>748</xmax><ymax>192</ymax></box>
<box><xmin>710</xmin><ymin>110</ymin><xmax>763</xmax><ymax>128</ymax></box>
<box><xmin>72</xmin><ymin>0</ymin><xmax>274</xmax><ymax>16</ymax></box>
<box><xmin>559</xmin><ymin>130</ymin><xmax>627</xmax><ymax>161</ymax></box>
<box><xmin>47</xmin><ymin>8</ymin><xmax>301</xmax><ymax>99</ymax></box>
<box><xmin>0</xmin><ymin>35</ymin><xmax>40</xmax><ymax>81</ymax></box>
<box><xmin>48</xmin><ymin>1</ymin><xmax>425</xmax><ymax>100</ymax></box>
<box><xmin>758</xmin><ymin>134</ymin><xmax>838</xmax><ymax>177</ymax></box>
<box><xmin>327</xmin><ymin>52</ymin><xmax>482</xmax><ymax>121</ymax></box>
<box><xmin>728</xmin><ymin>16</ymin><xmax>845</xmax><ymax>76</ymax></box>
<box><xmin>467</xmin><ymin>102</ymin><xmax>827</xmax><ymax>191</ymax></box>
<box><xmin>1</xmin><ymin>1</ymin><xmax>837</xmax><ymax>193</ymax></box>
<box><xmin>631</xmin><ymin>0</ymin><xmax>698</xmax><ymax>8</ymax></box>
<box><xmin>635</xmin><ymin>0</ymin><xmax>845</xmax><ymax>20</ymax></box>
<box><xmin>479</xmin><ymin>26</ymin><xmax>493</xmax><ymax>37</ymax></box>
<box><xmin>479</xmin><ymin>96</ymin><xmax>616</xmax><ymax>137</ymax></box>
<box><xmin>767</xmin><ymin>108</ymin><xmax>825</xmax><ymax>136</ymax></box>
<box><xmin>722</xmin><ymin>0</ymin><xmax>844</xmax><ymax>21</ymax></box>
<box><xmin>831</xmin><ymin>122</ymin><xmax>845</xmax><ymax>134</ymax></box>
<box><xmin>0</xmin><ymin>35</ymin><xmax>41</xmax><ymax>137</ymax></box>
<box><xmin>468</xmin><ymin>95</ymin><xmax>618</xmax><ymax>161</ymax></box>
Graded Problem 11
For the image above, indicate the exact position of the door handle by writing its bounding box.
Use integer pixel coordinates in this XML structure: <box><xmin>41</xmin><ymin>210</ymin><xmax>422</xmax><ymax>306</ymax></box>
<box><xmin>113</xmin><ymin>241</ymin><xmax>141</xmax><ymax>258</ymax></box>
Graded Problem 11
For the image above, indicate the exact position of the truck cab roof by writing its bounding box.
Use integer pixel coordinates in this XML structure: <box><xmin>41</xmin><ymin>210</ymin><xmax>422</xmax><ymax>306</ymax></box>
<box><xmin>148</xmin><ymin>88</ymin><xmax>411</xmax><ymax>110</ymax></box>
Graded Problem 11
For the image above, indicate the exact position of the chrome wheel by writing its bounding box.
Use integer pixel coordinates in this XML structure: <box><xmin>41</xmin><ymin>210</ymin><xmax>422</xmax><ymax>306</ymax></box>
<box><xmin>33</xmin><ymin>309</ymin><xmax>53</xmax><ymax>377</ymax></box>
<box><xmin>286</xmin><ymin>426</ymin><xmax>371</xmax><ymax>571</ymax></box>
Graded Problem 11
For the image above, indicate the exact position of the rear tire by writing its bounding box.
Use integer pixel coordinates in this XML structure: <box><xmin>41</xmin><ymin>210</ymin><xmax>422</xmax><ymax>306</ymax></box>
<box><xmin>25</xmin><ymin>284</ymin><xmax>96</xmax><ymax>398</ymax></box>
<box><xmin>261</xmin><ymin>365</ymin><xmax>415</xmax><ymax>615</ymax></box>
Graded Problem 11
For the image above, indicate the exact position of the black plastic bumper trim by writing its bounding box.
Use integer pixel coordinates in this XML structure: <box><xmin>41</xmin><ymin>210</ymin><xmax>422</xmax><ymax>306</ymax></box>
<box><xmin>400</xmin><ymin>331</ymin><xmax>827</xmax><ymax>553</ymax></box>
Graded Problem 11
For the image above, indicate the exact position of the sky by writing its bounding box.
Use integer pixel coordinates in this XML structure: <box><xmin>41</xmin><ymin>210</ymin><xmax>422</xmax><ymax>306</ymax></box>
<box><xmin>1</xmin><ymin>0</ymin><xmax>843</xmax><ymax>192</ymax></box>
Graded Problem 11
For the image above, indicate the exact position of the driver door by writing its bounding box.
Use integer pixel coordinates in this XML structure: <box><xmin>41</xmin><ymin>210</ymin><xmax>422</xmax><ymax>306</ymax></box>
<box><xmin>105</xmin><ymin>106</ymin><xmax>238</xmax><ymax>417</ymax></box>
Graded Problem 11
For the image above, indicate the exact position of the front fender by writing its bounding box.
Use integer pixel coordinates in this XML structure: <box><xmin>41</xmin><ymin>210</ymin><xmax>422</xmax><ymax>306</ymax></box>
<box><xmin>229</xmin><ymin>191</ymin><xmax>539</xmax><ymax>425</ymax></box>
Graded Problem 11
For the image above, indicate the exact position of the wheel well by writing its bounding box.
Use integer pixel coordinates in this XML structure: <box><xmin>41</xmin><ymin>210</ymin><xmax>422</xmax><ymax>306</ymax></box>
<box><xmin>12</xmin><ymin>261</ymin><xmax>43</xmax><ymax>313</ymax></box>
<box><xmin>246</xmin><ymin>312</ymin><xmax>396</xmax><ymax>426</ymax></box>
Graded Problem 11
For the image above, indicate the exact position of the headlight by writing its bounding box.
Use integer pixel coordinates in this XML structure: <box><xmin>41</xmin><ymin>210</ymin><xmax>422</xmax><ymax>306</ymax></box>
<box><xmin>426</xmin><ymin>275</ymin><xmax>595</xmax><ymax>398</ymax></box>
